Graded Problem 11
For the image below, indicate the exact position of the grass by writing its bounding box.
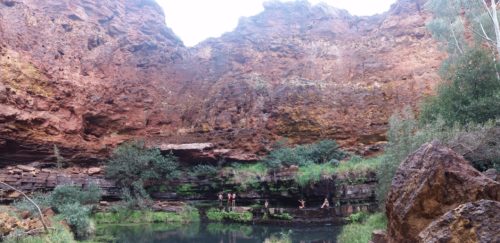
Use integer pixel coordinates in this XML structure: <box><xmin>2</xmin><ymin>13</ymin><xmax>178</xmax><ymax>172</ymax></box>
<box><xmin>3</xmin><ymin>222</ymin><xmax>75</xmax><ymax>243</ymax></box>
<box><xmin>223</xmin><ymin>163</ymin><xmax>268</xmax><ymax>189</ymax></box>
<box><xmin>337</xmin><ymin>213</ymin><xmax>387</xmax><ymax>243</ymax></box>
<box><xmin>206</xmin><ymin>208</ymin><xmax>253</xmax><ymax>223</ymax></box>
<box><xmin>93</xmin><ymin>207</ymin><xmax>199</xmax><ymax>225</ymax></box>
<box><xmin>270</xmin><ymin>212</ymin><xmax>293</xmax><ymax>221</ymax></box>
<box><xmin>336</xmin><ymin>156</ymin><xmax>383</xmax><ymax>178</ymax></box>
<box><xmin>295</xmin><ymin>156</ymin><xmax>383</xmax><ymax>186</ymax></box>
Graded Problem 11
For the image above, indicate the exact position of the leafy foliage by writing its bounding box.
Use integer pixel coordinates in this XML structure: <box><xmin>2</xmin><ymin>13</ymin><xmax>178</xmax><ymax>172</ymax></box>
<box><xmin>12</xmin><ymin>184</ymin><xmax>101</xmax><ymax>240</ymax></box>
<box><xmin>106</xmin><ymin>141</ymin><xmax>179</xmax><ymax>204</ymax></box>
<box><xmin>420</xmin><ymin>49</ymin><xmax>500</xmax><ymax>125</ymax></box>
<box><xmin>337</xmin><ymin>213</ymin><xmax>387</xmax><ymax>243</ymax></box>
<box><xmin>57</xmin><ymin>203</ymin><xmax>93</xmax><ymax>239</ymax></box>
<box><xmin>263</xmin><ymin>140</ymin><xmax>347</xmax><ymax>168</ymax></box>
<box><xmin>189</xmin><ymin>164</ymin><xmax>218</xmax><ymax>178</ymax></box>
<box><xmin>206</xmin><ymin>208</ymin><xmax>253</xmax><ymax>223</ymax></box>
<box><xmin>50</xmin><ymin>183</ymin><xmax>101</xmax><ymax>211</ymax></box>
<box><xmin>12</xmin><ymin>193</ymin><xmax>51</xmax><ymax>216</ymax></box>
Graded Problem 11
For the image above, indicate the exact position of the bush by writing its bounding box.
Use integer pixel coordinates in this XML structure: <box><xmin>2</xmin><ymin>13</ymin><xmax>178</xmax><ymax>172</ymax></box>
<box><xmin>106</xmin><ymin>141</ymin><xmax>179</xmax><ymax>202</ymax></box>
<box><xmin>12</xmin><ymin>193</ymin><xmax>51</xmax><ymax>216</ymax></box>
<box><xmin>224</xmin><ymin>163</ymin><xmax>268</xmax><ymax>189</ymax></box>
<box><xmin>4</xmin><ymin>221</ymin><xmax>75</xmax><ymax>243</ymax></box>
<box><xmin>337</xmin><ymin>213</ymin><xmax>387</xmax><ymax>243</ymax></box>
<box><xmin>57</xmin><ymin>203</ymin><xmax>93</xmax><ymax>239</ymax></box>
<box><xmin>263</xmin><ymin>140</ymin><xmax>347</xmax><ymax>168</ymax></box>
<box><xmin>420</xmin><ymin>48</ymin><xmax>500</xmax><ymax>125</ymax></box>
<box><xmin>270</xmin><ymin>212</ymin><xmax>293</xmax><ymax>221</ymax></box>
<box><xmin>295</xmin><ymin>156</ymin><xmax>383</xmax><ymax>186</ymax></box>
<box><xmin>50</xmin><ymin>183</ymin><xmax>101</xmax><ymax>211</ymax></box>
<box><xmin>346</xmin><ymin>211</ymin><xmax>369</xmax><ymax>223</ymax></box>
<box><xmin>189</xmin><ymin>164</ymin><xmax>218</xmax><ymax>178</ymax></box>
<box><xmin>206</xmin><ymin>208</ymin><xmax>253</xmax><ymax>223</ymax></box>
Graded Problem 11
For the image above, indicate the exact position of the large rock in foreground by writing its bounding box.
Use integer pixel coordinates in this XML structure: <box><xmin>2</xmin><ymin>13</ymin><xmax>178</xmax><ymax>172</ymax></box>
<box><xmin>418</xmin><ymin>200</ymin><xmax>500</xmax><ymax>243</ymax></box>
<box><xmin>386</xmin><ymin>141</ymin><xmax>500</xmax><ymax>243</ymax></box>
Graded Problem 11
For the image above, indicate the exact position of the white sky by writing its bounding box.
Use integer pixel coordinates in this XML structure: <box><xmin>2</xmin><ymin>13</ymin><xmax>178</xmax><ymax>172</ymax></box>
<box><xmin>157</xmin><ymin>0</ymin><xmax>397</xmax><ymax>46</ymax></box>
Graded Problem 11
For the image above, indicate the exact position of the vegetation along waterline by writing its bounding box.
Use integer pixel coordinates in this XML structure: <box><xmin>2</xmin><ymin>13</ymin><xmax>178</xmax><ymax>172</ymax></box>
<box><xmin>1</xmin><ymin>0</ymin><xmax>500</xmax><ymax>242</ymax></box>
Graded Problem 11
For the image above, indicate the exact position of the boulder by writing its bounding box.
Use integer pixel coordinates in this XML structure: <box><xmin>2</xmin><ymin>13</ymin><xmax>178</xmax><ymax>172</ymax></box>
<box><xmin>87</xmin><ymin>167</ymin><xmax>102</xmax><ymax>175</ymax></box>
<box><xmin>386</xmin><ymin>141</ymin><xmax>500</xmax><ymax>243</ymax></box>
<box><xmin>418</xmin><ymin>200</ymin><xmax>500</xmax><ymax>243</ymax></box>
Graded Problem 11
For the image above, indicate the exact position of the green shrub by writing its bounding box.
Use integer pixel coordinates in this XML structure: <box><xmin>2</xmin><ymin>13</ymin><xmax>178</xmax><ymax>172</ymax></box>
<box><xmin>4</xmin><ymin>221</ymin><xmax>75</xmax><ymax>243</ymax></box>
<box><xmin>224</xmin><ymin>163</ymin><xmax>268</xmax><ymax>189</ymax></box>
<box><xmin>106</xmin><ymin>141</ymin><xmax>179</xmax><ymax>202</ymax></box>
<box><xmin>337</xmin><ymin>213</ymin><xmax>387</xmax><ymax>243</ymax></box>
<box><xmin>57</xmin><ymin>203</ymin><xmax>93</xmax><ymax>240</ymax></box>
<box><xmin>263</xmin><ymin>140</ymin><xmax>347</xmax><ymax>168</ymax></box>
<box><xmin>176</xmin><ymin>184</ymin><xmax>195</xmax><ymax>197</ymax></box>
<box><xmin>295</xmin><ymin>156</ymin><xmax>382</xmax><ymax>186</ymax></box>
<box><xmin>420</xmin><ymin>48</ymin><xmax>500</xmax><ymax>125</ymax></box>
<box><xmin>271</xmin><ymin>212</ymin><xmax>293</xmax><ymax>221</ymax></box>
<box><xmin>346</xmin><ymin>211</ymin><xmax>369</xmax><ymax>223</ymax></box>
<box><xmin>50</xmin><ymin>183</ymin><xmax>101</xmax><ymax>211</ymax></box>
<box><xmin>206</xmin><ymin>208</ymin><xmax>253</xmax><ymax>223</ymax></box>
<box><xmin>295</xmin><ymin>163</ymin><xmax>335</xmax><ymax>186</ymax></box>
<box><xmin>12</xmin><ymin>193</ymin><xmax>51</xmax><ymax>216</ymax></box>
<box><xmin>206</xmin><ymin>208</ymin><xmax>224</xmax><ymax>221</ymax></box>
<box><xmin>189</xmin><ymin>164</ymin><xmax>218</xmax><ymax>177</ymax></box>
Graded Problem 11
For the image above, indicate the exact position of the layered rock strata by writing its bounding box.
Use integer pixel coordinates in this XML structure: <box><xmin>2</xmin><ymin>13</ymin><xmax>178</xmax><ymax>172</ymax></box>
<box><xmin>0</xmin><ymin>0</ymin><xmax>445</xmax><ymax>164</ymax></box>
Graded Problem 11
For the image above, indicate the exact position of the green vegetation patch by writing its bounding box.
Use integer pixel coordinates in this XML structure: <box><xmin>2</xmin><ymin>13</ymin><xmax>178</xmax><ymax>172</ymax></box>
<box><xmin>206</xmin><ymin>208</ymin><xmax>253</xmax><ymax>223</ymax></box>
<box><xmin>270</xmin><ymin>212</ymin><xmax>293</xmax><ymax>221</ymax></box>
<box><xmin>94</xmin><ymin>207</ymin><xmax>199</xmax><ymax>225</ymax></box>
<box><xmin>337</xmin><ymin>213</ymin><xmax>387</xmax><ymax>243</ymax></box>
<box><xmin>3</xmin><ymin>221</ymin><xmax>75</xmax><ymax>243</ymax></box>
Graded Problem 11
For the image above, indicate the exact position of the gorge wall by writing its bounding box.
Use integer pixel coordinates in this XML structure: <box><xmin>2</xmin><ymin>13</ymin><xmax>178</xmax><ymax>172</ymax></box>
<box><xmin>0</xmin><ymin>0</ymin><xmax>445</xmax><ymax>165</ymax></box>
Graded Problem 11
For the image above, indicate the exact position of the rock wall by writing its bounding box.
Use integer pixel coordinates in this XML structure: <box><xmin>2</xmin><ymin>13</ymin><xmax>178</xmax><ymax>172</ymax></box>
<box><xmin>0</xmin><ymin>0</ymin><xmax>445</xmax><ymax>164</ymax></box>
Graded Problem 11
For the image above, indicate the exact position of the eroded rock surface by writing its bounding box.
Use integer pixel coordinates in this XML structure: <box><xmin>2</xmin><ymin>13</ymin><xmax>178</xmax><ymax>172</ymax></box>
<box><xmin>385</xmin><ymin>141</ymin><xmax>500</xmax><ymax>243</ymax></box>
<box><xmin>418</xmin><ymin>200</ymin><xmax>500</xmax><ymax>243</ymax></box>
<box><xmin>0</xmin><ymin>0</ymin><xmax>445</xmax><ymax>164</ymax></box>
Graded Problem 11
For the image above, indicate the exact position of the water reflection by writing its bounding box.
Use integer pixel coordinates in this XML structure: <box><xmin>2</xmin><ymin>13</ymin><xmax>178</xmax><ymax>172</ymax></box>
<box><xmin>93</xmin><ymin>222</ymin><xmax>340</xmax><ymax>243</ymax></box>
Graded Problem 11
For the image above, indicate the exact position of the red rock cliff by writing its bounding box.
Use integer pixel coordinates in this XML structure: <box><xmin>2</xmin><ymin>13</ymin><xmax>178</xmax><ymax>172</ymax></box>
<box><xmin>0</xmin><ymin>0</ymin><xmax>445</xmax><ymax>164</ymax></box>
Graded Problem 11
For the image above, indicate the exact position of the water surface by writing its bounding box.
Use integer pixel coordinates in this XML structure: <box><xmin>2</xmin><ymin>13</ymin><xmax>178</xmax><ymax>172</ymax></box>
<box><xmin>93</xmin><ymin>222</ymin><xmax>341</xmax><ymax>243</ymax></box>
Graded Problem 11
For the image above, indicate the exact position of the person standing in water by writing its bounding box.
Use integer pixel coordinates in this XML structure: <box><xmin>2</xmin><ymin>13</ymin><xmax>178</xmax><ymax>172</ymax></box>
<box><xmin>227</xmin><ymin>192</ymin><xmax>231</xmax><ymax>210</ymax></box>
<box><xmin>321</xmin><ymin>197</ymin><xmax>330</xmax><ymax>209</ymax></box>
<box><xmin>298</xmin><ymin>199</ymin><xmax>306</xmax><ymax>209</ymax></box>
<box><xmin>231</xmin><ymin>193</ymin><xmax>237</xmax><ymax>208</ymax></box>
<box><xmin>218</xmin><ymin>193</ymin><xmax>224</xmax><ymax>208</ymax></box>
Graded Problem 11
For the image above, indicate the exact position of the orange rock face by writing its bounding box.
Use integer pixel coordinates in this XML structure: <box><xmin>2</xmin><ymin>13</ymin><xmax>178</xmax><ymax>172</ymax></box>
<box><xmin>0</xmin><ymin>0</ymin><xmax>445</xmax><ymax>164</ymax></box>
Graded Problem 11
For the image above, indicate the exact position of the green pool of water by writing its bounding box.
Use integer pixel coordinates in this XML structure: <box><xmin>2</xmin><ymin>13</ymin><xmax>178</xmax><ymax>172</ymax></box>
<box><xmin>90</xmin><ymin>222</ymin><xmax>341</xmax><ymax>243</ymax></box>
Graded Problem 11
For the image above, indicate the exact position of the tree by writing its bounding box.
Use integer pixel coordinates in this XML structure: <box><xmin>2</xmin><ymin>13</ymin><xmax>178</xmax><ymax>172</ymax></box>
<box><xmin>420</xmin><ymin>48</ymin><xmax>500</xmax><ymax>125</ymax></box>
<box><xmin>427</xmin><ymin>0</ymin><xmax>500</xmax><ymax>54</ymax></box>
<box><xmin>426</xmin><ymin>0</ymin><xmax>500</xmax><ymax>78</ymax></box>
<box><xmin>106</xmin><ymin>141</ymin><xmax>179</xmax><ymax>204</ymax></box>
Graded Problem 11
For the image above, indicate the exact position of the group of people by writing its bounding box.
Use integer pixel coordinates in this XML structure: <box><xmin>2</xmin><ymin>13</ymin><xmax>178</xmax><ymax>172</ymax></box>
<box><xmin>218</xmin><ymin>193</ymin><xmax>331</xmax><ymax>210</ymax></box>
<box><xmin>298</xmin><ymin>197</ymin><xmax>330</xmax><ymax>209</ymax></box>
<box><xmin>218</xmin><ymin>192</ymin><xmax>237</xmax><ymax>208</ymax></box>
